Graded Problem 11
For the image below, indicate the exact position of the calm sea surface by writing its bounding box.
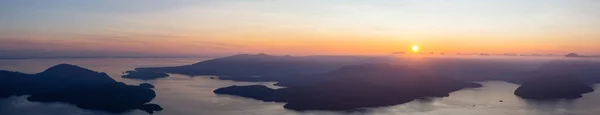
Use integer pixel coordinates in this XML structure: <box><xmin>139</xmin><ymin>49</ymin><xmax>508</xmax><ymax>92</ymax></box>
<box><xmin>1</xmin><ymin>57</ymin><xmax>600</xmax><ymax>115</ymax></box>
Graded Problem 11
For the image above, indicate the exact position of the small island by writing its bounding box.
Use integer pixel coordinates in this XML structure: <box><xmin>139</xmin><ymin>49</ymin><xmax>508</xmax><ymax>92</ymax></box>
<box><xmin>214</xmin><ymin>63</ymin><xmax>482</xmax><ymax>111</ymax></box>
<box><xmin>514</xmin><ymin>75</ymin><xmax>594</xmax><ymax>99</ymax></box>
<box><xmin>0</xmin><ymin>64</ymin><xmax>162</xmax><ymax>114</ymax></box>
<box><xmin>513</xmin><ymin>60</ymin><xmax>600</xmax><ymax>99</ymax></box>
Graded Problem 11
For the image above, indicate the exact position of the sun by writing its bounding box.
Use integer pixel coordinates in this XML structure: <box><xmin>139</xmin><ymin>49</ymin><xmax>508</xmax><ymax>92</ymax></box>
<box><xmin>412</xmin><ymin>45</ymin><xmax>419</xmax><ymax>53</ymax></box>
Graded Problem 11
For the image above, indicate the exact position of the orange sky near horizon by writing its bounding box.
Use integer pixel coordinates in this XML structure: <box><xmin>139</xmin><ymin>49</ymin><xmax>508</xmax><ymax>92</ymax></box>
<box><xmin>4</xmin><ymin>31</ymin><xmax>596</xmax><ymax>56</ymax></box>
<box><xmin>1</xmin><ymin>0</ymin><xmax>599</xmax><ymax>57</ymax></box>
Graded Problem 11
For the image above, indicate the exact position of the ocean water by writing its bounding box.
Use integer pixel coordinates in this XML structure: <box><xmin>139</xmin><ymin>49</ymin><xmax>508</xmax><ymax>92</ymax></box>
<box><xmin>1</xmin><ymin>57</ymin><xmax>600</xmax><ymax>115</ymax></box>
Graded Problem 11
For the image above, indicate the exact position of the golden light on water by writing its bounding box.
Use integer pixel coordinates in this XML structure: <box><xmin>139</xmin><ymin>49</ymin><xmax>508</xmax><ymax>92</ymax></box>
<box><xmin>412</xmin><ymin>45</ymin><xmax>420</xmax><ymax>53</ymax></box>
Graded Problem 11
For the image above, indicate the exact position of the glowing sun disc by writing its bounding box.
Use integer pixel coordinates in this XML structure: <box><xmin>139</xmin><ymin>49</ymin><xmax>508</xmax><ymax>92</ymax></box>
<box><xmin>412</xmin><ymin>45</ymin><xmax>419</xmax><ymax>52</ymax></box>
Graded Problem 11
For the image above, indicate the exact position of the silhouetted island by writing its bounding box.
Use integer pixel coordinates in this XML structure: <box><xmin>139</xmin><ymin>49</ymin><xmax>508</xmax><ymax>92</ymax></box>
<box><xmin>515</xmin><ymin>75</ymin><xmax>593</xmax><ymax>99</ymax></box>
<box><xmin>513</xmin><ymin>60</ymin><xmax>600</xmax><ymax>99</ymax></box>
<box><xmin>122</xmin><ymin>70</ymin><xmax>169</xmax><ymax>80</ymax></box>
<box><xmin>136</xmin><ymin>54</ymin><xmax>387</xmax><ymax>86</ymax></box>
<box><xmin>214</xmin><ymin>63</ymin><xmax>482</xmax><ymax>111</ymax></box>
<box><xmin>0</xmin><ymin>64</ymin><xmax>162</xmax><ymax>114</ymax></box>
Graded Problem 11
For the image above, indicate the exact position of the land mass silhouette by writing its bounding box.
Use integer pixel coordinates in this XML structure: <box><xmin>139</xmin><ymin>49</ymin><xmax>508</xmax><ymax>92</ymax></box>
<box><xmin>565</xmin><ymin>53</ymin><xmax>600</xmax><ymax>58</ymax></box>
<box><xmin>515</xmin><ymin>75</ymin><xmax>594</xmax><ymax>99</ymax></box>
<box><xmin>0</xmin><ymin>64</ymin><xmax>163</xmax><ymax>114</ymax></box>
<box><xmin>134</xmin><ymin>54</ymin><xmax>536</xmax><ymax>86</ymax></box>
<box><xmin>512</xmin><ymin>60</ymin><xmax>600</xmax><ymax>99</ymax></box>
<box><xmin>136</xmin><ymin>54</ymin><xmax>387</xmax><ymax>86</ymax></box>
<box><xmin>134</xmin><ymin>53</ymin><xmax>600</xmax><ymax>109</ymax></box>
<box><xmin>214</xmin><ymin>63</ymin><xmax>482</xmax><ymax>111</ymax></box>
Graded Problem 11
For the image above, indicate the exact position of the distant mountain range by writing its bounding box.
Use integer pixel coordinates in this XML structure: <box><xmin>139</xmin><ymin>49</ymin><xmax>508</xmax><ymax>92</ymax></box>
<box><xmin>565</xmin><ymin>53</ymin><xmax>600</xmax><ymax>58</ymax></box>
<box><xmin>134</xmin><ymin>54</ymin><xmax>389</xmax><ymax>86</ymax></box>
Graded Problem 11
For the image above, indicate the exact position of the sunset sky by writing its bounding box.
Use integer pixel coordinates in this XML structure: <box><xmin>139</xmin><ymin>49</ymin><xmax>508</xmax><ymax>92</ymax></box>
<box><xmin>1</xmin><ymin>0</ymin><xmax>599</xmax><ymax>58</ymax></box>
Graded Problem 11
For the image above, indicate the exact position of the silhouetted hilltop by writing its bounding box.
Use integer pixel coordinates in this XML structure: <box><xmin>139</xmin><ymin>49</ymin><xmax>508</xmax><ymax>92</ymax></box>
<box><xmin>565</xmin><ymin>53</ymin><xmax>582</xmax><ymax>57</ymax></box>
<box><xmin>0</xmin><ymin>64</ymin><xmax>162</xmax><ymax>114</ymax></box>
<box><xmin>122</xmin><ymin>70</ymin><xmax>169</xmax><ymax>80</ymax></box>
<box><xmin>565</xmin><ymin>53</ymin><xmax>600</xmax><ymax>58</ymax></box>
<box><xmin>37</xmin><ymin>64</ymin><xmax>117</xmax><ymax>87</ymax></box>
<box><xmin>136</xmin><ymin>54</ymin><xmax>387</xmax><ymax>85</ymax></box>
<box><xmin>214</xmin><ymin>63</ymin><xmax>481</xmax><ymax>111</ymax></box>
